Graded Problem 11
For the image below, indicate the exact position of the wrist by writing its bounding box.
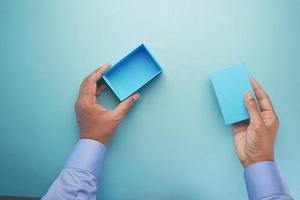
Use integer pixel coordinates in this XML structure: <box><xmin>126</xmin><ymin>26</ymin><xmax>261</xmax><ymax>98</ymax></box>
<box><xmin>243</xmin><ymin>155</ymin><xmax>274</xmax><ymax>168</ymax></box>
<box><xmin>80</xmin><ymin>134</ymin><xmax>110</xmax><ymax>145</ymax></box>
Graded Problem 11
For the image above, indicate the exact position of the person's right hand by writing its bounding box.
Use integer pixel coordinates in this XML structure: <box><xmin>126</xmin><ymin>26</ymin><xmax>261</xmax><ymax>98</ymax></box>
<box><xmin>233</xmin><ymin>78</ymin><xmax>279</xmax><ymax>168</ymax></box>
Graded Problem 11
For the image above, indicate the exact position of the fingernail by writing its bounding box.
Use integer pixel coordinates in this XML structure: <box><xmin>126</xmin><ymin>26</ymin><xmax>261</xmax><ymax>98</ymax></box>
<box><xmin>133</xmin><ymin>93</ymin><xmax>140</xmax><ymax>101</ymax></box>
<box><xmin>246</xmin><ymin>91</ymin><xmax>253</xmax><ymax>100</ymax></box>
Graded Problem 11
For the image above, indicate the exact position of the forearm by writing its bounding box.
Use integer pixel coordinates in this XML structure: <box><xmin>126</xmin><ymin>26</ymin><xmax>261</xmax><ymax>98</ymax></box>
<box><xmin>42</xmin><ymin>139</ymin><xmax>106</xmax><ymax>200</ymax></box>
<box><xmin>244</xmin><ymin>161</ymin><xmax>293</xmax><ymax>200</ymax></box>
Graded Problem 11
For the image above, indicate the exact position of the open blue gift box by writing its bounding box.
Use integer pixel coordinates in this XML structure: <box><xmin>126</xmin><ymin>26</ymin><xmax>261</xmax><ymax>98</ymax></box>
<box><xmin>103</xmin><ymin>44</ymin><xmax>162</xmax><ymax>101</ymax></box>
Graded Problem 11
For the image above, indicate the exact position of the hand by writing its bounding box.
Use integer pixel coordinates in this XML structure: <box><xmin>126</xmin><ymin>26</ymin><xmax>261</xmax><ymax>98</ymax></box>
<box><xmin>233</xmin><ymin>78</ymin><xmax>279</xmax><ymax>168</ymax></box>
<box><xmin>75</xmin><ymin>64</ymin><xmax>140</xmax><ymax>144</ymax></box>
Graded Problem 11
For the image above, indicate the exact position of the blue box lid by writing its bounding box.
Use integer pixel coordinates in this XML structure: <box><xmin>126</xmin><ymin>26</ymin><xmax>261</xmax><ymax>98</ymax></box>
<box><xmin>210</xmin><ymin>63</ymin><xmax>254</xmax><ymax>125</ymax></box>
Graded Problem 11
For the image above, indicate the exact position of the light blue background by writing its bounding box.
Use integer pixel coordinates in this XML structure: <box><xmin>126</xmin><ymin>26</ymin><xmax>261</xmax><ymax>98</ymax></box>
<box><xmin>0</xmin><ymin>0</ymin><xmax>299</xmax><ymax>199</ymax></box>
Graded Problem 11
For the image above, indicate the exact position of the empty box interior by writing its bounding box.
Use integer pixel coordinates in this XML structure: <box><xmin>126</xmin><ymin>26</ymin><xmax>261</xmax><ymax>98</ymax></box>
<box><xmin>103</xmin><ymin>44</ymin><xmax>162</xmax><ymax>101</ymax></box>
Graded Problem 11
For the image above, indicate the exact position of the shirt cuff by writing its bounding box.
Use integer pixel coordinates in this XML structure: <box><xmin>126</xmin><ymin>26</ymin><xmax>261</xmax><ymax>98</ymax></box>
<box><xmin>64</xmin><ymin>139</ymin><xmax>106</xmax><ymax>180</ymax></box>
<box><xmin>244</xmin><ymin>161</ymin><xmax>290</xmax><ymax>200</ymax></box>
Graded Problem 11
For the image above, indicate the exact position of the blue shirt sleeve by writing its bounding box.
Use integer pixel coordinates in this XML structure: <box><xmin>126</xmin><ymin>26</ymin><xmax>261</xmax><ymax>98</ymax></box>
<box><xmin>42</xmin><ymin>139</ymin><xmax>106</xmax><ymax>200</ymax></box>
<box><xmin>244</xmin><ymin>161</ymin><xmax>293</xmax><ymax>200</ymax></box>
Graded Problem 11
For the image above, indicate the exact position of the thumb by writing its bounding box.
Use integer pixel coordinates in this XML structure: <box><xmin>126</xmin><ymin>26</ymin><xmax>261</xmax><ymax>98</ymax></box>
<box><xmin>114</xmin><ymin>93</ymin><xmax>140</xmax><ymax>117</ymax></box>
<box><xmin>245</xmin><ymin>91</ymin><xmax>263</xmax><ymax>126</ymax></box>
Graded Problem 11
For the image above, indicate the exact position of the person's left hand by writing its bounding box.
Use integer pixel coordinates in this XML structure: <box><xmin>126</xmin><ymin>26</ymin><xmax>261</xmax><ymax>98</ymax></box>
<box><xmin>75</xmin><ymin>64</ymin><xmax>140</xmax><ymax>145</ymax></box>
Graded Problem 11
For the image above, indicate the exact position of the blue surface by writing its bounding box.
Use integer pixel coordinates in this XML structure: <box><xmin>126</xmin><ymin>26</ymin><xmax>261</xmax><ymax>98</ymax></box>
<box><xmin>210</xmin><ymin>64</ymin><xmax>253</xmax><ymax>125</ymax></box>
<box><xmin>103</xmin><ymin>44</ymin><xmax>162</xmax><ymax>101</ymax></box>
<box><xmin>1</xmin><ymin>0</ymin><xmax>300</xmax><ymax>199</ymax></box>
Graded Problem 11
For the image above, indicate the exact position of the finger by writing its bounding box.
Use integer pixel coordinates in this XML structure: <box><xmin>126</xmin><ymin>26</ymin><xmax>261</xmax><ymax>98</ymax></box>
<box><xmin>245</xmin><ymin>91</ymin><xmax>263</xmax><ymax>126</ymax></box>
<box><xmin>78</xmin><ymin>79</ymin><xmax>96</xmax><ymax>104</ymax></box>
<box><xmin>114</xmin><ymin>93</ymin><xmax>140</xmax><ymax>117</ymax></box>
<box><xmin>96</xmin><ymin>83</ymin><xmax>108</xmax><ymax>96</ymax></box>
<box><xmin>79</xmin><ymin>64</ymin><xmax>111</xmax><ymax>103</ymax></box>
<box><xmin>86</xmin><ymin>64</ymin><xmax>111</xmax><ymax>83</ymax></box>
<box><xmin>250</xmin><ymin>78</ymin><xmax>275</xmax><ymax>113</ymax></box>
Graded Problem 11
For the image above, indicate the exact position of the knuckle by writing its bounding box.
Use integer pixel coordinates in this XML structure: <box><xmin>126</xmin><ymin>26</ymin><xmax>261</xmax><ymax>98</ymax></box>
<box><xmin>80</xmin><ymin>81</ymin><xmax>87</xmax><ymax>90</ymax></box>
<box><xmin>247</xmin><ymin>99</ymin><xmax>255</xmax><ymax>106</ymax></box>
<box><xmin>83</xmin><ymin>77</ymin><xmax>91</xmax><ymax>84</ymax></box>
<box><xmin>111</xmin><ymin>111</ymin><xmax>123</xmax><ymax>121</ymax></box>
<box><xmin>81</xmin><ymin>77</ymin><xmax>88</xmax><ymax>85</ymax></box>
<box><xmin>76</xmin><ymin>100</ymin><xmax>90</xmax><ymax>111</ymax></box>
<box><xmin>259</xmin><ymin>94</ymin><xmax>270</xmax><ymax>101</ymax></box>
<box><xmin>82</xmin><ymin>101</ymin><xmax>90</xmax><ymax>109</ymax></box>
<box><xmin>252</xmin><ymin>121</ymin><xmax>263</xmax><ymax>130</ymax></box>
